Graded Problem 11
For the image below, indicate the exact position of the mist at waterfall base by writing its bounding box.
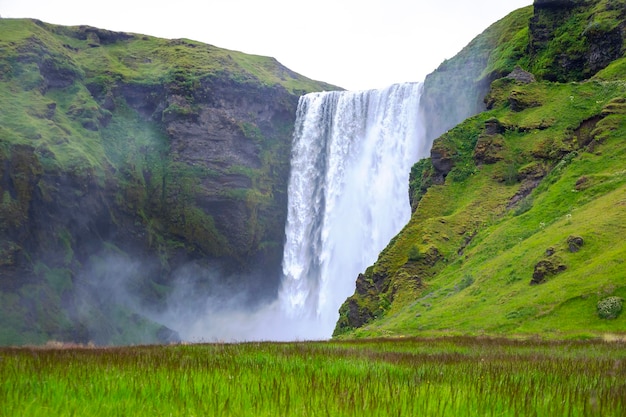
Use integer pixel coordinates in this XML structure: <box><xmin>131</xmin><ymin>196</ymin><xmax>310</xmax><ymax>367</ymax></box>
<box><xmin>161</xmin><ymin>83</ymin><xmax>429</xmax><ymax>342</ymax></box>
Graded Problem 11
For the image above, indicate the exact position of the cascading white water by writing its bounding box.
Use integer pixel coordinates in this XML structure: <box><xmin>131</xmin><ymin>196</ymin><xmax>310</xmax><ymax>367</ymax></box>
<box><xmin>279</xmin><ymin>82</ymin><xmax>429</xmax><ymax>338</ymax></box>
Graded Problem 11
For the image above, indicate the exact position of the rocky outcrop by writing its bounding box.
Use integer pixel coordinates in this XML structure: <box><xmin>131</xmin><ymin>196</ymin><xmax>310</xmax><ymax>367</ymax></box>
<box><xmin>567</xmin><ymin>236</ymin><xmax>584</xmax><ymax>253</ymax></box>
<box><xmin>473</xmin><ymin>134</ymin><xmax>505</xmax><ymax>165</ymax></box>
<box><xmin>531</xmin><ymin>257</ymin><xmax>567</xmax><ymax>285</ymax></box>
<box><xmin>529</xmin><ymin>0</ymin><xmax>625</xmax><ymax>81</ymax></box>
<box><xmin>533</xmin><ymin>0</ymin><xmax>582</xmax><ymax>9</ymax></box>
<box><xmin>506</xmin><ymin>67</ymin><xmax>536</xmax><ymax>84</ymax></box>
<box><xmin>430</xmin><ymin>141</ymin><xmax>455</xmax><ymax>183</ymax></box>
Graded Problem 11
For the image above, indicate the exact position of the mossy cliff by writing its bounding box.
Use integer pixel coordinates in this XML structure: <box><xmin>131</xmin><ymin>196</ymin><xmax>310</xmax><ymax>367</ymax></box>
<box><xmin>0</xmin><ymin>18</ymin><xmax>337</xmax><ymax>345</ymax></box>
<box><xmin>336</xmin><ymin>0</ymin><xmax>626</xmax><ymax>338</ymax></box>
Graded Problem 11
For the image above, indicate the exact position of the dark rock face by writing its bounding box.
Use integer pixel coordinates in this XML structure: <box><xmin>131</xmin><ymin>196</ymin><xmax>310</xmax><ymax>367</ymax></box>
<box><xmin>484</xmin><ymin>118</ymin><xmax>506</xmax><ymax>135</ymax></box>
<box><xmin>334</xmin><ymin>271</ymin><xmax>393</xmax><ymax>335</ymax></box>
<box><xmin>473</xmin><ymin>135</ymin><xmax>504</xmax><ymax>165</ymax></box>
<box><xmin>586</xmin><ymin>25</ymin><xmax>624</xmax><ymax>74</ymax></box>
<box><xmin>567</xmin><ymin>236</ymin><xmax>584</xmax><ymax>252</ymax></box>
<box><xmin>507</xmin><ymin>161</ymin><xmax>547</xmax><ymax>209</ymax></box>
<box><xmin>529</xmin><ymin>0</ymin><xmax>625</xmax><ymax>82</ymax></box>
<box><xmin>531</xmin><ymin>258</ymin><xmax>567</xmax><ymax>285</ymax></box>
<box><xmin>534</xmin><ymin>0</ymin><xmax>582</xmax><ymax>9</ymax></box>
<box><xmin>430</xmin><ymin>142</ymin><xmax>455</xmax><ymax>183</ymax></box>
<box><xmin>76</xmin><ymin>26</ymin><xmax>134</xmax><ymax>45</ymax></box>
<box><xmin>506</xmin><ymin>67</ymin><xmax>536</xmax><ymax>84</ymax></box>
<box><xmin>474</xmin><ymin>119</ymin><xmax>506</xmax><ymax>165</ymax></box>
<box><xmin>342</xmin><ymin>298</ymin><xmax>374</xmax><ymax>330</ymax></box>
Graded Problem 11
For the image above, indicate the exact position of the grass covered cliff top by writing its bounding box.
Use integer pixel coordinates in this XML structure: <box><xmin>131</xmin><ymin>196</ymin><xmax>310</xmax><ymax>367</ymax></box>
<box><xmin>0</xmin><ymin>18</ymin><xmax>337</xmax><ymax>94</ymax></box>
<box><xmin>0</xmin><ymin>17</ymin><xmax>339</xmax><ymax>177</ymax></box>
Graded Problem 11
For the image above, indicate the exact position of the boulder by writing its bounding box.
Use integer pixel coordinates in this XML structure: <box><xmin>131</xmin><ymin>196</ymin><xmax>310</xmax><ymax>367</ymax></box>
<box><xmin>430</xmin><ymin>142</ymin><xmax>455</xmax><ymax>183</ymax></box>
<box><xmin>484</xmin><ymin>118</ymin><xmax>506</xmax><ymax>135</ymax></box>
<box><xmin>506</xmin><ymin>66</ymin><xmax>536</xmax><ymax>84</ymax></box>
<box><xmin>530</xmin><ymin>257</ymin><xmax>567</xmax><ymax>285</ymax></box>
<box><xmin>567</xmin><ymin>236</ymin><xmax>584</xmax><ymax>252</ymax></box>
<box><xmin>473</xmin><ymin>134</ymin><xmax>505</xmax><ymax>164</ymax></box>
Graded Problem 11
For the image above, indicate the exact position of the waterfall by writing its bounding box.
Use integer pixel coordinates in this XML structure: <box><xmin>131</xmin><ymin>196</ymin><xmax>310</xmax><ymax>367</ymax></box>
<box><xmin>160</xmin><ymin>83</ymin><xmax>428</xmax><ymax>342</ymax></box>
<box><xmin>279</xmin><ymin>82</ymin><xmax>429</xmax><ymax>338</ymax></box>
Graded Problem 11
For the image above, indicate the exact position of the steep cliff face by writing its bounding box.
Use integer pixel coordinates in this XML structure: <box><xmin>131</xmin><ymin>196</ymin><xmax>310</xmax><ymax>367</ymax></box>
<box><xmin>419</xmin><ymin>6</ymin><xmax>534</xmax><ymax>144</ymax></box>
<box><xmin>529</xmin><ymin>0</ymin><xmax>625</xmax><ymax>81</ymax></box>
<box><xmin>336</xmin><ymin>0</ymin><xmax>626</xmax><ymax>338</ymax></box>
<box><xmin>0</xmin><ymin>19</ymin><xmax>337</xmax><ymax>345</ymax></box>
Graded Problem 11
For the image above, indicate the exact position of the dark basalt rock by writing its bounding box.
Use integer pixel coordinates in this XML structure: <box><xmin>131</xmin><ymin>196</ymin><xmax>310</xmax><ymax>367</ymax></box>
<box><xmin>567</xmin><ymin>235</ymin><xmax>584</xmax><ymax>252</ymax></box>
<box><xmin>76</xmin><ymin>26</ymin><xmax>134</xmax><ymax>44</ymax></box>
<box><xmin>39</xmin><ymin>57</ymin><xmax>80</xmax><ymax>90</ymax></box>
<box><xmin>474</xmin><ymin>134</ymin><xmax>505</xmax><ymax>165</ymax></box>
<box><xmin>342</xmin><ymin>297</ymin><xmax>375</xmax><ymax>330</ymax></box>
<box><xmin>475</xmin><ymin>118</ymin><xmax>507</xmax><ymax>165</ymax></box>
<box><xmin>430</xmin><ymin>142</ymin><xmax>455</xmax><ymax>183</ymax></box>
<box><xmin>531</xmin><ymin>257</ymin><xmax>567</xmax><ymax>285</ymax></box>
<box><xmin>484</xmin><ymin>118</ymin><xmax>506</xmax><ymax>135</ymax></box>
<box><xmin>506</xmin><ymin>67</ymin><xmax>536</xmax><ymax>84</ymax></box>
<box><xmin>530</xmin><ymin>0</ymin><xmax>624</xmax><ymax>82</ymax></box>
<box><xmin>534</xmin><ymin>0</ymin><xmax>582</xmax><ymax>9</ymax></box>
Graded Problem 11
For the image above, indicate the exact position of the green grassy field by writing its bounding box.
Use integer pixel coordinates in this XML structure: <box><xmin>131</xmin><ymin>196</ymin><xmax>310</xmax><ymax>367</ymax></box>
<box><xmin>1</xmin><ymin>337</ymin><xmax>624</xmax><ymax>416</ymax></box>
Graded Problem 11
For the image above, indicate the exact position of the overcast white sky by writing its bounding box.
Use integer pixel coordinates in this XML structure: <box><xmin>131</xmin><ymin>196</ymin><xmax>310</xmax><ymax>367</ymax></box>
<box><xmin>1</xmin><ymin>0</ymin><xmax>533</xmax><ymax>90</ymax></box>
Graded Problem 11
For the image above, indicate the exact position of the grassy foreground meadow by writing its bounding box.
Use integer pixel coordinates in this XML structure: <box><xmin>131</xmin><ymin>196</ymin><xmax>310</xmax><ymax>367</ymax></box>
<box><xmin>1</xmin><ymin>337</ymin><xmax>624</xmax><ymax>416</ymax></box>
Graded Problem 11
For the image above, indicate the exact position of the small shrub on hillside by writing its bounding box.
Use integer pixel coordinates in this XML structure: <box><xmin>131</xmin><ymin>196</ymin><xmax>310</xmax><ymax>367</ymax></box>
<box><xmin>455</xmin><ymin>275</ymin><xmax>475</xmax><ymax>292</ymax></box>
<box><xmin>408</xmin><ymin>245</ymin><xmax>423</xmax><ymax>262</ymax></box>
<box><xmin>597</xmin><ymin>296</ymin><xmax>623</xmax><ymax>319</ymax></box>
<box><xmin>448</xmin><ymin>162</ymin><xmax>477</xmax><ymax>182</ymax></box>
<box><xmin>503</xmin><ymin>161</ymin><xmax>520</xmax><ymax>186</ymax></box>
<box><xmin>514</xmin><ymin>196</ymin><xmax>534</xmax><ymax>216</ymax></box>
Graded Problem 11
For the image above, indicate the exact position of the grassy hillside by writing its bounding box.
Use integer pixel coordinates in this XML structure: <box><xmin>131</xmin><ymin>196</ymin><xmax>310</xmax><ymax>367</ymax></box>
<box><xmin>336</xmin><ymin>0</ymin><xmax>626</xmax><ymax>339</ymax></box>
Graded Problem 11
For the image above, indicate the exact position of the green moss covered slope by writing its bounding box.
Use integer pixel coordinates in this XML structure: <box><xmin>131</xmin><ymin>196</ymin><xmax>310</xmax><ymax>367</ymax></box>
<box><xmin>336</xmin><ymin>0</ymin><xmax>626</xmax><ymax>339</ymax></box>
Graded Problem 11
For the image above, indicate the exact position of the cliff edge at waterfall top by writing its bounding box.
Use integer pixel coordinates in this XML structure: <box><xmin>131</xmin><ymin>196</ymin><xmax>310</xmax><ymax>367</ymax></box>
<box><xmin>335</xmin><ymin>0</ymin><xmax>626</xmax><ymax>339</ymax></box>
